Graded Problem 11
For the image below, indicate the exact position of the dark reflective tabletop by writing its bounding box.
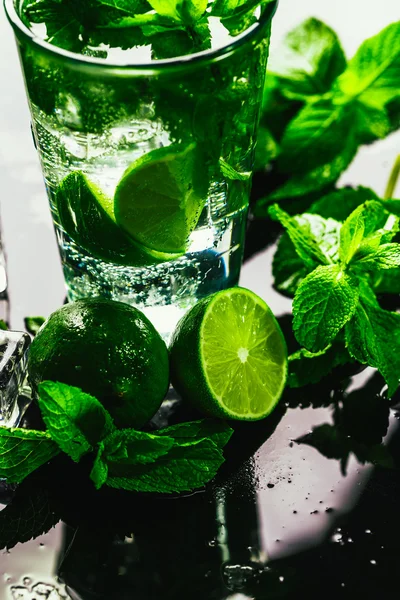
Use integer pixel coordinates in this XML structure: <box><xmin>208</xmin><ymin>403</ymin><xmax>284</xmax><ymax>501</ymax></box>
<box><xmin>1</xmin><ymin>2</ymin><xmax>400</xmax><ymax>599</ymax></box>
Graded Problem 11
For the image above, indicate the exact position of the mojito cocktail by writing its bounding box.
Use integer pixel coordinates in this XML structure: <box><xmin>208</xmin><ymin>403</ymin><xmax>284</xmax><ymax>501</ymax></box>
<box><xmin>5</xmin><ymin>0</ymin><xmax>277</xmax><ymax>337</ymax></box>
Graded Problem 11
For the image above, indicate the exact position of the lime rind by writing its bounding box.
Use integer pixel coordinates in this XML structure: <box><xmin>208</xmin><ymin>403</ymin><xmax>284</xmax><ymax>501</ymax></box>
<box><xmin>56</xmin><ymin>170</ymin><xmax>182</xmax><ymax>266</ymax></box>
<box><xmin>199</xmin><ymin>288</ymin><xmax>288</xmax><ymax>420</ymax></box>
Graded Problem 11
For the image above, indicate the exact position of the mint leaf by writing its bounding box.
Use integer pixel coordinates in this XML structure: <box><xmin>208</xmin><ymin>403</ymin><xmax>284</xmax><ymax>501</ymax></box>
<box><xmin>219</xmin><ymin>159</ymin><xmax>251</xmax><ymax>182</ymax></box>
<box><xmin>336</xmin><ymin>21</ymin><xmax>400</xmax><ymax>110</ymax></box>
<box><xmin>267</xmin><ymin>18</ymin><xmax>347</xmax><ymax>98</ymax></box>
<box><xmin>90</xmin><ymin>428</ymin><xmax>174</xmax><ymax>489</ymax></box>
<box><xmin>254</xmin><ymin>126</ymin><xmax>279</xmax><ymax>171</ymax></box>
<box><xmin>293</xmin><ymin>264</ymin><xmax>360</xmax><ymax>353</ymax></box>
<box><xmin>288</xmin><ymin>342</ymin><xmax>351</xmax><ymax>388</ymax></box>
<box><xmin>345</xmin><ymin>290</ymin><xmax>400</xmax><ymax>397</ymax></box>
<box><xmin>339</xmin><ymin>200</ymin><xmax>398</xmax><ymax>265</ymax></box>
<box><xmin>38</xmin><ymin>382</ymin><xmax>115</xmax><ymax>462</ymax></box>
<box><xmin>269</xmin><ymin>205</ymin><xmax>335</xmax><ymax>268</ymax></box>
<box><xmin>0</xmin><ymin>320</ymin><xmax>7</xmax><ymax>331</ymax></box>
<box><xmin>24</xmin><ymin>316</ymin><xmax>46</xmax><ymax>336</ymax></box>
<box><xmin>309</xmin><ymin>186</ymin><xmax>379</xmax><ymax>220</ymax></box>
<box><xmin>25</xmin><ymin>0</ymin><xmax>86</xmax><ymax>52</ymax></box>
<box><xmin>90</xmin><ymin>442</ymin><xmax>109</xmax><ymax>490</ymax></box>
<box><xmin>154</xmin><ymin>419</ymin><xmax>234</xmax><ymax>448</ymax></box>
<box><xmin>0</xmin><ymin>486</ymin><xmax>59</xmax><ymax>550</ymax></box>
<box><xmin>104</xmin><ymin>429</ymin><xmax>174</xmax><ymax>465</ymax></box>
<box><xmin>354</xmin><ymin>243</ymin><xmax>400</xmax><ymax>271</ymax></box>
<box><xmin>106</xmin><ymin>438</ymin><xmax>224</xmax><ymax>493</ymax></box>
<box><xmin>271</xmin><ymin>211</ymin><xmax>340</xmax><ymax>296</ymax></box>
<box><xmin>339</xmin><ymin>202</ymin><xmax>369</xmax><ymax>264</ymax></box>
<box><xmin>353</xmin><ymin>101</ymin><xmax>391</xmax><ymax>144</ymax></box>
<box><xmin>254</xmin><ymin>134</ymin><xmax>359</xmax><ymax>213</ymax></box>
<box><xmin>0</xmin><ymin>428</ymin><xmax>59</xmax><ymax>483</ymax></box>
<box><xmin>278</xmin><ymin>99</ymin><xmax>354</xmax><ymax>175</ymax></box>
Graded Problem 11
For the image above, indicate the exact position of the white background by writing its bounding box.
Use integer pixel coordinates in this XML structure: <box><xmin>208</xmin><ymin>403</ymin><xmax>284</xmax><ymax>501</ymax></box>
<box><xmin>0</xmin><ymin>0</ymin><xmax>399</xmax><ymax>327</ymax></box>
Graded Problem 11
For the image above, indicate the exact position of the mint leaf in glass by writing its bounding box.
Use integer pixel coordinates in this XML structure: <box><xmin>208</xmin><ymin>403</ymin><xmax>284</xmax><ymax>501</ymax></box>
<box><xmin>292</xmin><ymin>264</ymin><xmax>360</xmax><ymax>353</ymax></box>
<box><xmin>38</xmin><ymin>381</ymin><xmax>115</xmax><ymax>462</ymax></box>
<box><xmin>267</xmin><ymin>17</ymin><xmax>347</xmax><ymax>98</ymax></box>
<box><xmin>0</xmin><ymin>428</ymin><xmax>60</xmax><ymax>483</ymax></box>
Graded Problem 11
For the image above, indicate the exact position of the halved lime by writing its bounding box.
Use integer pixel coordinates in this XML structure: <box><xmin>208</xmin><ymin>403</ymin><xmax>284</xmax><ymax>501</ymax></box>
<box><xmin>114</xmin><ymin>143</ymin><xmax>208</xmax><ymax>254</ymax></box>
<box><xmin>56</xmin><ymin>171</ymin><xmax>180</xmax><ymax>266</ymax></box>
<box><xmin>169</xmin><ymin>288</ymin><xmax>288</xmax><ymax>421</ymax></box>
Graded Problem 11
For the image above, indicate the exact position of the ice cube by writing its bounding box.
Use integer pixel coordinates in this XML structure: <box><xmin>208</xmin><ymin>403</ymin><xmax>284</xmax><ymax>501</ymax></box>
<box><xmin>0</xmin><ymin>330</ymin><xmax>31</xmax><ymax>427</ymax></box>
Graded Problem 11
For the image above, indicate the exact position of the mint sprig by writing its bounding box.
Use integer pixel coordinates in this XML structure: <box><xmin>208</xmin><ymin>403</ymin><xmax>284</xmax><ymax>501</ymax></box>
<box><xmin>269</xmin><ymin>200</ymin><xmax>400</xmax><ymax>395</ymax></box>
<box><xmin>0</xmin><ymin>428</ymin><xmax>60</xmax><ymax>483</ymax></box>
<box><xmin>255</xmin><ymin>19</ymin><xmax>400</xmax><ymax>213</ymax></box>
<box><xmin>0</xmin><ymin>382</ymin><xmax>233</xmax><ymax>494</ymax></box>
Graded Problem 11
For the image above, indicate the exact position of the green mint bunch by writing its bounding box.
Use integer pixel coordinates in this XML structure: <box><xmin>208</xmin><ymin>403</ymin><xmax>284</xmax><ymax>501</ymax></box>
<box><xmin>255</xmin><ymin>19</ymin><xmax>400</xmax><ymax>211</ymax></box>
<box><xmin>22</xmin><ymin>0</ymin><xmax>270</xmax><ymax>55</ymax></box>
<box><xmin>269</xmin><ymin>201</ymin><xmax>400</xmax><ymax>396</ymax></box>
<box><xmin>0</xmin><ymin>381</ymin><xmax>233</xmax><ymax>493</ymax></box>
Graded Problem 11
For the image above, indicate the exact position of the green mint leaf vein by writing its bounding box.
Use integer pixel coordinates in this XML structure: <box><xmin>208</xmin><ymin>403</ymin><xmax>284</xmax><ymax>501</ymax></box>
<box><xmin>106</xmin><ymin>438</ymin><xmax>225</xmax><ymax>494</ymax></box>
<box><xmin>0</xmin><ymin>485</ymin><xmax>59</xmax><ymax>551</ymax></box>
<box><xmin>154</xmin><ymin>419</ymin><xmax>234</xmax><ymax>448</ymax></box>
<box><xmin>335</xmin><ymin>21</ymin><xmax>400</xmax><ymax>110</ymax></box>
<box><xmin>38</xmin><ymin>381</ymin><xmax>115</xmax><ymax>462</ymax></box>
<box><xmin>345</xmin><ymin>288</ymin><xmax>400</xmax><ymax>397</ymax></box>
<box><xmin>353</xmin><ymin>243</ymin><xmax>400</xmax><ymax>271</ymax></box>
<box><xmin>0</xmin><ymin>428</ymin><xmax>60</xmax><ymax>484</ymax></box>
<box><xmin>278</xmin><ymin>99</ymin><xmax>354</xmax><ymax>175</ymax></box>
<box><xmin>269</xmin><ymin>204</ymin><xmax>335</xmax><ymax>268</ymax></box>
<box><xmin>292</xmin><ymin>264</ymin><xmax>360</xmax><ymax>353</ymax></box>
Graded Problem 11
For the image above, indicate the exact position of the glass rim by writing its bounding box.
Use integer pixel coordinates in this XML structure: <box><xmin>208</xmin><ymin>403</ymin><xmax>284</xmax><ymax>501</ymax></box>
<box><xmin>4</xmin><ymin>0</ymin><xmax>278</xmax><ymax>72</ymax></box>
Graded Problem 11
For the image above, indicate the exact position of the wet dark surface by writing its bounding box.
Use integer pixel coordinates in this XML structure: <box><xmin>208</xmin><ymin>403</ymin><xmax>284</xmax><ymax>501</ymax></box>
<box><xmin>0</xmin><ymin>273</ymin><xmax>400</xmax><ymax>599</ymax></box>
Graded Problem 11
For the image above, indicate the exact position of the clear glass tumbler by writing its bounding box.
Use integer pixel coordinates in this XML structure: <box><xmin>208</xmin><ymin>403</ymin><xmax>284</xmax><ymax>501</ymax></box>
<box><xmin>5</xmin><ymin>0</ymin><xmax>277</xmax><ymax>339</ymax></box>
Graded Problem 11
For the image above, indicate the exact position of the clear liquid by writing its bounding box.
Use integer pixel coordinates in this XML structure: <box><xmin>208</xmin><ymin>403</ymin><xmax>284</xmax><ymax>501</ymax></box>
<box><xmin>33</xmin><ymin>105</ymin><xmax>248</xmax><ymax>339</ymax></box>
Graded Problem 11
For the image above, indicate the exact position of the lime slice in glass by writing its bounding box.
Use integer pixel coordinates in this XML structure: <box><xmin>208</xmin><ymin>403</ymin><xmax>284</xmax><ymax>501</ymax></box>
<box><xmin>170</xmin><ymin>287</ymin><xmax>288</xmax><ymax>421</ymax></box>
<box><xmin>114</xmin><ymin>143</ymin><xmax>208</xmax><ymax>254</ymax></box>
<box><xmin>56</xmin><ymin>171</ymin><xmax>180</xmax><ymax>266</ymax></box>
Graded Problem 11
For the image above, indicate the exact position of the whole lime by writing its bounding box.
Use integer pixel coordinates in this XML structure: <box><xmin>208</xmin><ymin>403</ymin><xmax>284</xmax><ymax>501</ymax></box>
<box><xmin>28</xmin><ymin>298</ymin><xmax>169</xmax><ymax>428</ymax></box>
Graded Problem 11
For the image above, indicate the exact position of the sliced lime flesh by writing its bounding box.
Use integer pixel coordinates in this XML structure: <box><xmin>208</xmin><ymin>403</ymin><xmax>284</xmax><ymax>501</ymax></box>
<box><xmin>200</xmin><ymin>289</ymin><xmax>288</xmax><ymax>419</ymax></box>
<box><xmin>114</xmin><ymin>143</ymin><xmax>208</xmax><ymax>254</ymax></box>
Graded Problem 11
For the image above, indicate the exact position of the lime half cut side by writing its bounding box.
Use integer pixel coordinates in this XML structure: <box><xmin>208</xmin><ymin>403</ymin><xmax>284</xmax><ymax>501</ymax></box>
<box><xmin>114</xmin><ymin>143</ymin><xmax>208</xmax><ymax>254</ymax></box>
<box><xmin>170</xmin><ymin>288</ymin><xmax>288</xmax><ymax>421</ymax></box>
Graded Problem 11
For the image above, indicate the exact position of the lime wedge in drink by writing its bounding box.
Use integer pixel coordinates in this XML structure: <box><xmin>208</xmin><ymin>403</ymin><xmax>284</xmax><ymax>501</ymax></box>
<box><xmin>170</xmin><ymin>288</ymin><xmax>288</xmax><ymax>421</ymax></box>
<box><xmin>114</xmin><ymin>143</ymin><xmax>208</xmax><ymax>254</ymax></box>
<box><xmin>56</xmin><ymin>171</ymin><xmax>180</xmax><ymax>266</ymax></box>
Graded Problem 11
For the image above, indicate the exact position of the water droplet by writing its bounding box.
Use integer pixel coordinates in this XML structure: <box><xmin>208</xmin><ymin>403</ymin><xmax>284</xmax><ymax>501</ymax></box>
<box><xmin>365</xmin><ymin>529</ymin><xmax>372</xmax><ymax>534</ymax></box>
<box><xmin>293</xmin><ymin>510</ymin><xmax>298</xmax><ymax>514</ymax></box>
<box><xmin>208</xmin><ymin>539</ymin><xmax>217</xmax><ymax>547</ymax></box>
<box><xmin>279</xmin><ymin>576</ymin><xmax>284</xmax><ymax>582</ymax></box>
<box><xmin>325</xmin><ymin>507</ymin><xmax>334</xmax><ymax>513</ymax></box>
<box><xmin>267</xmin><ymin>483</ymin><xmax>274</xmax><ymax>489</ymax></box>
<box><xmin>370</xmin><ymin>559</ymin><xmax>377</xmax><ymax>565</ymax></box>
<box><xmin>22</xmin><ymin>578</ymin><xmax>31</xmax><ymax>586</ymax></box>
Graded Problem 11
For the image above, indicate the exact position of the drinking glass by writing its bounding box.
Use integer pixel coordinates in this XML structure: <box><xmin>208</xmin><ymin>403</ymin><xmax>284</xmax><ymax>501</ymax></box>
<box><xmin>4</xmin><ymin>0</ymin><xmax>277</xmax><ymax>339</ymax></box>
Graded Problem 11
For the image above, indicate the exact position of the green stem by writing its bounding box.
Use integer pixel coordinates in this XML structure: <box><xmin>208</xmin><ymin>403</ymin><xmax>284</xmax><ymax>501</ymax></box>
<box><xmin>384</xmin><ymin>154</ymin><xmax>400</xmax><ymax>200</ymax></box>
